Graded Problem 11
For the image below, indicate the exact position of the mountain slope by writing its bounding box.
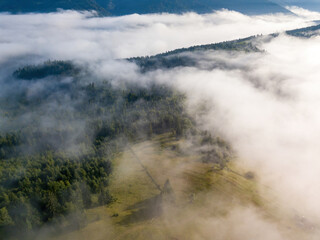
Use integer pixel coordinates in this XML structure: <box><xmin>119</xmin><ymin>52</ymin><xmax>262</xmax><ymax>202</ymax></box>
<box><xmin>0</xmin><ymin>0</ymin><xmax>109</xmax><ymax>15</ymax></box>
<box><xmin>0</xmin><ymin>0</ymin><xmax>290</xmax><ymax>15</ymax></box>
<box><xmin>106</xmin><ymin>0</ymin><xmax>290</xmax><ymax>15</ymax></box>
<box><xmin>128</xmin><ymin>22</ymin><xmax>320</xmax><ymax>72</ymax></box>
<box><xmin>273</xmin><ymin>0</ymin><xmax>320</xmax><ymax>11</ymax></box>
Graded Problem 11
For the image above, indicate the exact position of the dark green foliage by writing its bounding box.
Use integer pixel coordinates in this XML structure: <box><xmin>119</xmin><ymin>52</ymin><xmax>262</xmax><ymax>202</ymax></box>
<box><xmin>286</xmin><ymin>23</ymin><xmax>320</xmax><ymax>38</ymax></box>
<box><xmin>0</xmin><ymin>151</ymin><xmax>114</xmax><ymax>235</ymax></box>
<box><xmin>129</xmin><ymin>36</ymin><xmax>261</xmax><ymax>72</ymax></box>
<box><xmin>13</xmin><ymin>60</ymin><xmax>80</xmax><ymax>80</ymax></box>
<box><xmin>0</xmin><ymin>60</ymin><xmax>192</xmax><ymax>237</ymax></box>
<box><xmin>0</xmin><ymin>207</ymin><xmax>13</xmax><ymax>226</ymax></box>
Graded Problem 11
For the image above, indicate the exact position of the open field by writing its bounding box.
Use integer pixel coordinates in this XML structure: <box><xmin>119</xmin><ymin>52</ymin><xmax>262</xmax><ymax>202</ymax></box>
<box><xmin>47</xmin><ymin>133</ymin><xmax>294</xmax><ymax>240</ymax></box>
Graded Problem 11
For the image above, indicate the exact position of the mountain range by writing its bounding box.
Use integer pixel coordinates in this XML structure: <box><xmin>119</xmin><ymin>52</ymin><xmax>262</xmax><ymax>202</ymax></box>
<box><xmin>0</xmin><ymin>0</ymin><xmax>291</xmax><ymax>15</ymax></box>
<box><xmin>274</xmin><ymin>0</ymin><xmax>320</xmax><ymax>11</ymax></box>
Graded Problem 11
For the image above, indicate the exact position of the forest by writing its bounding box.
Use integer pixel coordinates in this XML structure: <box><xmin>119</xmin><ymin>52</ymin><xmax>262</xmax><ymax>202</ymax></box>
<box><xmin>0</xmin><ymin>60</ymin><xmax>232</xmax><ymax>239</ymax></box>
<box><xmin>0</xmin><ymin>60</ymin><xmax>194</xmax><ymax>238</ymax></box>
<box><xmin>129</xmin><ymin>36</ymin><xmax>261</xmax><ymax>72</ymax></box>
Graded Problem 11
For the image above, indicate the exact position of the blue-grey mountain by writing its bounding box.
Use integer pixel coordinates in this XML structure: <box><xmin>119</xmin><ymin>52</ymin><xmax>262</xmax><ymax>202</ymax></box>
<box><xmin>0</xmin><ymin>0</ymin><xmax>290</xmax><ymax>15</ymax></box>
<box><xmin>274</xmin><ymin>0</ymin><xmax>320</xmax><ymax>11</ymax></box>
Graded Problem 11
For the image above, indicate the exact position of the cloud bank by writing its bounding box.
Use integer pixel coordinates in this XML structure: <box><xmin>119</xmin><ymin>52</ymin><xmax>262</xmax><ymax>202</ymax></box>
<box><xmin>0</xmin><ymin>7</ymin><xmax>318</xmax><ymax>65</ymax></box>
<box><xmin>155</xmin><ymin>33</ymin><xmax>320</xmax><ymax>237</ymax></box>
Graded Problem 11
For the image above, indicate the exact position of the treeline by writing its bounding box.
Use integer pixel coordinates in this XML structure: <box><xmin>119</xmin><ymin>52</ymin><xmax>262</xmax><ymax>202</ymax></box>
<box><xmin>286</xmin><ymin>23</ymin><xmax>320</xmax><ymax>38</ymax></box>
<box><xmin>13</xmin><ymin>60</ymin><xmax>80</xmax><ymax>80</ymax></box>
<box><xmin>129</xmin><ymin>36</ymin><xmax>260</xmax><ymax>72</ymax></box>
<box><xmin>0</xmin><ymin>61</ymin><xmax>192</xmax><ymax>238</ymax></box>
<box><xmin>0</xmin><ymin>151</ymin><xmax>113</xmax><ymax>235</ymax></box>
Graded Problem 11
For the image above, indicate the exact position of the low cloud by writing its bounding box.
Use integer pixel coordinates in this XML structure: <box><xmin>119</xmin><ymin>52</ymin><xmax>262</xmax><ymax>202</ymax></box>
<box><xmin>0</xmin><ymin>8</ymin><xmax>318</xmax><ymax>66</ymax></box>
<box><xmin>152</xmin><ymin>33</ymin><xmax>320</xmax><ymax>232</ymax></box>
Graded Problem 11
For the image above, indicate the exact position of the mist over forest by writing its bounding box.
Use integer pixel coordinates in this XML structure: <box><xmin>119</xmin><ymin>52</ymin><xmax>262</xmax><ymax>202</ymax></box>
<box><xmin>1</xmin><ymin>3</ymin><xmax>320</xmax><ymax>240</ymax></box>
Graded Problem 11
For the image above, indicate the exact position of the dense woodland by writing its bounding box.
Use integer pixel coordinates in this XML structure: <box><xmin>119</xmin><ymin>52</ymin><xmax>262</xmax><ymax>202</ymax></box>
<box><xmin>129</xmin><ymin>37</ymin><xmax>261</xmax><ymax>72</ymax></box>
<box><xmin>0</xmin><ymin>61</ymin><xmax>196</xmax><ymax>238</ymax></box>
<box><xmin>286</xmin><ymin>24</ymin><xmax>320</xmax><ymax>38</ymax></box>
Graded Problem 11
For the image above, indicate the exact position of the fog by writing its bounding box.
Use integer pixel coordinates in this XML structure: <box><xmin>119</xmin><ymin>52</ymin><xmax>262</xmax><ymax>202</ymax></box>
<box><xmin>171</xmin><ymin>34</ymin><xmax>320</xmax><ymax>214</ymax></box>
<box><xmin>148</xmin><ymin>33</ymin><xmax>320</xmax><ymax>238</ymax></box>
<box><xmin>0</xmin><ymin>7</ymin><xmax>317</xmax><ymax>64</ymax></box>
<box><xmin>2</xmin><ymin>6</ymin><xmax>320</xmax><ymax>240</ymax></box>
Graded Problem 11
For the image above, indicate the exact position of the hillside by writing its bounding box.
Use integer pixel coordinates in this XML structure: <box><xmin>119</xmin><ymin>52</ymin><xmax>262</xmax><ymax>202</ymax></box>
<box><xmin>273</xmin><ymin>0</ymin><xmax>320</xmax><ymax>11</ymax></box>
<box><xmin>0</xmin><ymin>60</ymin><xmax>196</xmax><ymax>239</ymax></box>
<box><xmin>0</xmin><ymin>31</ymin><xmax>265</xmax><ymax>238</ymax></box>
<box><xmin>129</xmin><ymin>36</ymin><xmax>261</xmax><ymax>72</ymax></box>
<box><xmin>46</xmin><ymin>134</ymin><xmax>264</xmax><ymax>240</ymax></box>
<box><xmin>0</xmin><ymin>0</ymin><xmax>109</xmax><ymax>15</ymax></box>
<box><xmin>46</xmin><ymin>134</ymin><xmax>312</xmax><ymax>240</ymax></box>
<box><xmin>0</xmin><ymin>0</ymin><xmax>290</xmax><ymax>15</ymax></box>
<box><xmin>105</xmin><ymin>0</ymin><xmax>290</xmax><ymax>15</ymax></box>
<box><xmin>127</xmin><ymin>22</ymin><xmax>320</xmax><ymax>72</ymax></box>
<box><xmin>1</xmin><ymin>21</ymin><xmax>320</xmax><ymax>239</ymax></box>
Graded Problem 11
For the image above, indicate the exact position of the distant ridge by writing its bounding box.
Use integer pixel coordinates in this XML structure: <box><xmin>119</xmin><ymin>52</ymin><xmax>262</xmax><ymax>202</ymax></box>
<box><xmin>0</xmin><ymin>0</ymin><xmax>109</xmax><ymax>15</ymax></box>
<box><xmin>0</xmin><ymin>0</ymin><xmax>291</xmax><ymax>16</ymax></box>
<box><xmin>273</xmin><ymin>0</ymin><xmax>320</xmax><ymax>12</ymax></box>
<box><xmin>128</xmin><ymin>22</ymin><xmax>320</xmax><ymax>72</ymax></box>
<box><xmin>101</xmin><ymin>0</ymin><xmax>291</xmax><ymax>15</ymax></box>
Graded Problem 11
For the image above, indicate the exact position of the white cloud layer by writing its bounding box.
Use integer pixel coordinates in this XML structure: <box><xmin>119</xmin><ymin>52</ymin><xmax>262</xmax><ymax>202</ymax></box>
<box><xmin>155</xmin><ymin>33</ymin><xmax>320</xmax><ymax>234</ymax></box>
<box><xmin>0</xmin><ymin>7</ymin><xmax>318</xmax><ymax>64</ymax></box>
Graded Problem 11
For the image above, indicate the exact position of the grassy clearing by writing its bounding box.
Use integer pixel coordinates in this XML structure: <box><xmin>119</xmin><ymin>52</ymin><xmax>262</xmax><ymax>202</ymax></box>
<box><xmin>49</xmin><ymin>133</ymin><xmax>271</xmax><ymax>240</ymax></box>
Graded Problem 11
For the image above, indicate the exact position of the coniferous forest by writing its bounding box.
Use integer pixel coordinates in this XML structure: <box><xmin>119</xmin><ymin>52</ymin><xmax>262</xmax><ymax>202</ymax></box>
<box><xmin>0</xmin><ymin>60</ymin><xmax>196</xmax><ymax>238</ymax></box>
